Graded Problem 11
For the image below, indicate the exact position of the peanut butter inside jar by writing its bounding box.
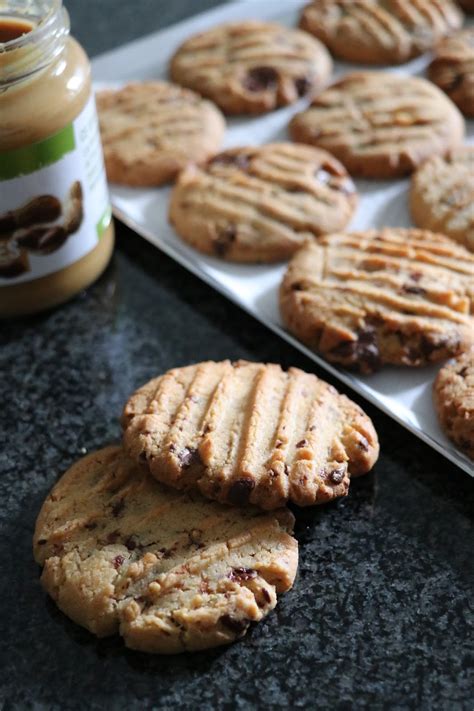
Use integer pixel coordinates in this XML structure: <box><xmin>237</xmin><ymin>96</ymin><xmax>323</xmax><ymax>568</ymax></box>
<box><xmin>0</xmin><ymin>0</ymin><xmax>114</xmax><ymax>317</ymax></box>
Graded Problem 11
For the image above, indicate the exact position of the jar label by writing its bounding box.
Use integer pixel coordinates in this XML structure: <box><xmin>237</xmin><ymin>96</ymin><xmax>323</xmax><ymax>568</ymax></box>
<box><xmin>0</xmin><ymin>94</ymin><xmax>112</xmax><ymax>283</ymax></box>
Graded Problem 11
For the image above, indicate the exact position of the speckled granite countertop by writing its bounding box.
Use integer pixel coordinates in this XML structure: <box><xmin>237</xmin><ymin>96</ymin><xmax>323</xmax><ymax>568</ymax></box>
<box><xmin>1</xmin><ymin>2</ymin><xmax>473</xmax><ymax>709</ymax></box>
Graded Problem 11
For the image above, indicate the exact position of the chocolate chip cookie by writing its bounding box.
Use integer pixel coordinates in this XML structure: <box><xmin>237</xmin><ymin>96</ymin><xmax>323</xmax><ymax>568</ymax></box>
<box><xmin>169</xmin><ymin>20</ymin><xmax>332</xmax><ymax>114</ymax></box>
<box><xmin>289</xmin><ymin>72</ymin><xmax>465</xmax><ymax>179</ymax></box>
<box><xmin>96</xmin><ymin>82</ymin><xmax>226</xmax><ymax>186</ymax></box>
<box><xmin>33</xmin><ymin>446</ymin><xmax>298</xmax><ymax>653</ymax></box>
<box><xmin>410</xmin><ymin>148</ymin><xmax>474</xmax><ymax>252</ymax></box>
<box><xmin>434</xmin><ymin>349</ymin><xmax>474</xmax><ymax>459</ymax></box>
<box><xmin>169</xmin><ymin>143</ymin><xmax>357</xmax><ymax>263</ymax></box>
<box><xmin>428</xmin><ymin>28</ymin><xmax>474</xmax><ymax>117</ymax></box>
<box><xmin>280</xmin><ymin>229</ymin><xmax>474</xmax><ymax>374</ymax></box>
<box><xmin>122</xmin><ymin>360</ymin><xmax>379</xmax><ymax>510</ymax></box>
<box><xmin>299</xmin><ymin>0</ymin><xmax>463</xmax><ymax>65</ymax></box>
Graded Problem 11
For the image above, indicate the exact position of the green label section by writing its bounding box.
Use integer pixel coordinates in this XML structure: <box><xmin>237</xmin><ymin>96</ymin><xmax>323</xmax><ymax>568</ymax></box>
<box><xmin>96</xmin><ymin>205</ymin><xmax>112</xmax><ymax>239</ymax></box>
<box><xmin>0</xmin><ymin>125</ymin><xmax>75</xmax><ymax>181</ymax></box>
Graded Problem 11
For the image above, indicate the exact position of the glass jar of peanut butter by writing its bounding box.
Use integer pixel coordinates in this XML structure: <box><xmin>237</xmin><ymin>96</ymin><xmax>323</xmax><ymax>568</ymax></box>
<box><xmin>0</xmin><ymin>0</ymin><xmax>114</xmax><ymax>317</ymax></box>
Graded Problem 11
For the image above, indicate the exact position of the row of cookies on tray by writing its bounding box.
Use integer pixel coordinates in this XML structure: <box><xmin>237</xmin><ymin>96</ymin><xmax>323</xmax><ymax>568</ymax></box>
<box><xmin>34</xmin><ymin>360</ymin><xmax>380</xmax><ymax>653</ymax></box>
<box><xmin>96</xmin><ymin>16</ymin><xmax>474</xmax><ymax>250</ymax></box>
<box><xmin>95</xmin><ymin>13</ymin><xmax>474</xmax><ymax>457</ymax></box>
<box><xmin>100</xmin><ymin>3</ymin><xmax>474</xmax><ymax>125</ymax></box>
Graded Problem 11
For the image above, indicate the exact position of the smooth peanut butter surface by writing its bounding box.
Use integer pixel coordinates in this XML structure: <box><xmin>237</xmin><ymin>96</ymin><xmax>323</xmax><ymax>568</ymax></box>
<box><xmin>0</xmin><ymin>17</ymin><xmax>33</xmax><ymax>43</ymax></box>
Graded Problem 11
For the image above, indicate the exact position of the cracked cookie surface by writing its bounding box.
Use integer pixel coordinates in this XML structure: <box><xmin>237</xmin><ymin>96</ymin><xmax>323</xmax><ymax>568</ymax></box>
<box><xmin>169</xmin><ymin>20</ymin><xmax>332</xmax><ymax>114</ymax></box>
<box><xmin>434</xmin><ymin>349</ymin><xmax>474</xmax><ymax>459</ymax></box>
<box><xmin>122</xmin><ymin>360</ymin><xmax>379</xmax><ymax>509</ymax></box>
<box><xmin>169</xmin><ymin>143</ymin><xmax>357</xmax><ymax>263</ymax></box>
<box><xmin>410</xmin><ymin>148</ymin><xmax>474</xmax><ymax>252</ymax></box>
<box><xmin>280</xmin><ymin>229</ymin><xmax>474</xmax><ymax>373</ymax></box>
<box><xmin>289</xmin><ymin>72</ymin><xmax>464</xmax><ymax>178</ymax></box>
<box><xmin>33</xmin><ymin>446</ymin><xmax>298</xmax><ymax>654</ymax></box>
<box><xmin>96</xmin><ymin>82</ymin><xmax>225</xmax><ymax>186</ymax></box>
<box><xmin>299</xmin><ymin>0</ymin><xmax>463</xmax><ymax>65</ymax></box>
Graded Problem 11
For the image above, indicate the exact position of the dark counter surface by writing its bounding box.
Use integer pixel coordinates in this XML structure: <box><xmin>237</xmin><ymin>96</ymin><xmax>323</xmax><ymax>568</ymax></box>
<box><xmin>1</xmin><ymin>2</ymin><xmax>473</xmax><ymax>709</ymax></box>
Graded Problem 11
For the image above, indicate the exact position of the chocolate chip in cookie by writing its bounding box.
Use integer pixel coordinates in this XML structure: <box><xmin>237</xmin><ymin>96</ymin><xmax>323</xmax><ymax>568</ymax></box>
<box><xmin>33</xmin><ymin>446</ymin><xmax>298</xmax><ymax>653</ymax></box>
<box><xmin>280</xmin><ymin>229</ymin><xmax>474</xmax><ymax>372</ymax></box>
<box><xmin>169</xmin><ymin>143</ymin><xmax>357</xmax><ymax>263</ymax></box>
<box><xmin>170</xmin><ymin>20</ymin><xmax>332</xmax><ymax>114</ymax></box>
<box><xmin>122</xmin><ymin>360</ymin><xmax>379</xmax><ymax>509</ymax></box>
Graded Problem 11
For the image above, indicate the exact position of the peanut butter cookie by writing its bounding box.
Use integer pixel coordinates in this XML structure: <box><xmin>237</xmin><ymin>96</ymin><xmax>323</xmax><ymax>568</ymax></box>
<box><xmin>96</xmin><ymin>82</ymin><xmax>225</xmax><ymax>186</ymax></box>
<box><xmin>33</xmin><ymin>446</ymin><xmax>298</xmax><ymax>654</ymax></box>
<box><xmin>122</xmin><ymin>360</ymin><xmax>379</xmax><ymax>510</ymax></box>
<box><xmin>169</xmin><ymin>143</ymin><xmax>357</xmax><ymax>263</ymax></box>
<box><xmin>434</xmin><ymin>349</ymin><xmax>474</xmax><ymax>459</ymax></box>
<box><xmin>410</xmin><ymin>148</ymin><xmax>474</xmax><ymax>252</ymax></box>
<box><xmin>280</xmin><ymin>229</ymin><xmax>474</xmax><ymax>373</ymax></box>
<box><xmin>169</xmin><ymin>20</ymin><xmax>332</xmax><ymax>115</ymax></box>
<box><xmin>428</xmin><ymin>28</ymin><xmax>474</xmax><ymax>117</ymax></box>
<box><xmin>299</xmin><ymin>0</ymin><xmax>463</xmax><ymax>65</ymax></box>
<box><xmin>289</xmin><ymin>72</ymin><xmax>465</xmax><ymax>178</ymax></box>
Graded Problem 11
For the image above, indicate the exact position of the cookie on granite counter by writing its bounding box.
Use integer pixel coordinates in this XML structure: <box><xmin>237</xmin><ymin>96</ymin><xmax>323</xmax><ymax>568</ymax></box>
<box><xmin>289</xmin><ymin>72</ymin><xmax>465</xmax><ymax>179</ymax></box>
<box><xmin>96</xmin><ymin>82</ymin><xmax>225</xmax><ymax>186</ymax></box>
<box><xmin>434</xmin><ymin>349</ymin><xmax>474</xmax><ymax>459</ymax></box>
<box><xmin>122</xmin><ymin>360</ymin><xmax>379</xmax><ymax>510</ymax></box>
<box><xmin>169</xmin><ymin>20</ymin><xmax>332</xmax><ymax>114</ymax></box>
<box><xmin>299</xmin><ymin>0</ymin><xmax>463</xmax><ymax>65</ymax></box>
<box><xmin>410</xmin><ymin>148</ymin><xmax>474</xmax><ymax>252</ymax></box>
<box><xmin>279</xmin><ymin>229</ymin><xmax>474</xmax><ymax>374</ymax></box>
<box><xmin>33</xmin><ymin>446</ymin><xmax>298</xmax><ymax>654</ymax></box>
<box><xmin>428</xmin><ymin>28</ymin><xmax>474</xmax><ymax>118</ymax></box>
<box><xmin>169</xmin><ymin>143</ymin><xmax>357</xmax><ymax>263</ymax></box>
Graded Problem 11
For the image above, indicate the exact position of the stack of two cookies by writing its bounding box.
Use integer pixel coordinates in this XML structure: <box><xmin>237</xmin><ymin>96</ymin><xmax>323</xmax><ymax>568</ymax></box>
<box><xmin>34</xmin><ymin>360</ymin><xmax>379</xmax><ymax>654</ymax></box>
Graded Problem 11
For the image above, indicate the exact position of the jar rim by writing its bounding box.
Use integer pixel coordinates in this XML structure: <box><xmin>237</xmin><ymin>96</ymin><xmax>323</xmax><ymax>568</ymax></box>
<box><xmin>0</xmin><ymin>0</ymin><xmax>61</xmax><ymax>49</ymax></box>
<box><xmin>0</xmin><ymin>0</ymin><xmax>70</xmax><ymax>87</ymax></box>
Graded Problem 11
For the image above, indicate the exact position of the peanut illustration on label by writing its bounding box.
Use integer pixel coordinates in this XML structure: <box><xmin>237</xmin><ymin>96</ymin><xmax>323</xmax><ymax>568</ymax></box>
<box><xmin>0</xmin><ymin>181</ymin><xmax>84</xmax><ymax>277</ymax></box>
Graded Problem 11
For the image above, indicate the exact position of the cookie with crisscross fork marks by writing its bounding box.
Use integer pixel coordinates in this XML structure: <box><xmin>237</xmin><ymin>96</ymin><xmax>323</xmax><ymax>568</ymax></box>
<box><xmin>428</xmin><ymin>28</ymin><xmax>474</xmax><ymax>118</ymax></box>
<box><xmin>122</xmin><ymin>361</ymin><xmax>379</xmax><ymax>510</ymax></box>
<box><xmin>96</xmin><ymin>82</ymin><xmax>225</xmax><ymax>186</ymax></box>
<box><xmin>410</xmin><ymin>148</ymin><xmax>474</xmax><ymax>252</ymax></box>
<box><xmin>33</xmin><ymin>446</ymin><xmax>298</xmax><ymax>654</ymax></box>
<box><xmin>169</xmin><ymin>143</ymin><xmax>357</xmax><ymax>263</ymax></box>
<box><xmin>280</xmin><ymin>229</ymin><xmax>474</xmax><ymax>374</ymax></box>
<box><xmin>169</xmin><ymin>20</ymin><xmax>332</xmax><ymax>115</ymax></box>
<box><xmin>434</xmin><ymin>349</ymin><xmax>474</xmax><ymax>459</ymax></box>
<box><xmin>299</xmin><ymin>0</ymin><xmax>463</xmax><ymax>65</ymax></box>
<box><xmin>290</xmin><ymin>72</ymin><xmax>464</xmax><ymax>178</ymax></box>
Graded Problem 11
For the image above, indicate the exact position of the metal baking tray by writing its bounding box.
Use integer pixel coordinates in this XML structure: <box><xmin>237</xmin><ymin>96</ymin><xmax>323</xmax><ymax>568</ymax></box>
<box><xmin>92</xmin><ymin>0</ymin><xmax>474</xmax><ymax>476</ymax></box>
